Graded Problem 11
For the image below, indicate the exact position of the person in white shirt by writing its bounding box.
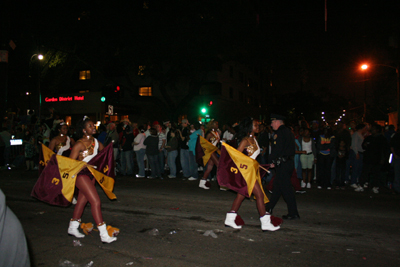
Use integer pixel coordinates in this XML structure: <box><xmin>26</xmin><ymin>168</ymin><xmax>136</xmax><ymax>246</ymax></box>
<box><xmin>133</xmin><ymin>127</ymin><xmax>147</xmax><ymax>178</ymax></box>
<box><xmin>222</xmin><ymin>126</ymin><xmax>234</xmax><ymax>143</ymax></box>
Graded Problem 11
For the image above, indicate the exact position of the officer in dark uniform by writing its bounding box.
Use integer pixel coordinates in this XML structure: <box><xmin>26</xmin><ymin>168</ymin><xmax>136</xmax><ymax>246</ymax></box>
<box><xmin>266</xmin><ymin>114</ymin><xmax>300</xmax><ymax>220</ymax></box>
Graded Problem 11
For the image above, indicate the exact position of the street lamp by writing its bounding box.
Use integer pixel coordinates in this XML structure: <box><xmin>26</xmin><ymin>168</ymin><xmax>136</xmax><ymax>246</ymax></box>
<box><xmin>360</xmin><ymin>63</ymin><xmax>400</xmax><ymax>126</ymax></box>
<box><xmin>29</xmin><ymin>54</ymin><xmax>44</xmax><ymax>121</ymax></box>
<box><xmin>360</xmin><ymin>64</ymin><xmax>368</xmax><ymax>121</ymax></box>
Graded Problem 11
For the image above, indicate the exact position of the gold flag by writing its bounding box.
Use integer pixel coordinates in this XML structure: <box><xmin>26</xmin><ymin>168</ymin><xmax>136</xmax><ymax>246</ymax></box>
<box><xmin>40</xmin><ymin>143</ymin><xmax>55</xmax><ymax>167</ymax></box>
<box><xmin>221</xmin><ymin>142</ymin><xmax>268</xmax><ymax>203</ymax></box>
<box><xmin>88</xmin><ymin>167</ymin><xmax>116</xmax><ymax>200</ymax></box>
<box><xmin>199</xmin><ymin>135</ymin><xmax>220</xmax><ymax>166</ymax></box>
<box><xmin>57</xmin><ymin>155</ymin><xmax>88</xmax><ymax>202</ymax></box>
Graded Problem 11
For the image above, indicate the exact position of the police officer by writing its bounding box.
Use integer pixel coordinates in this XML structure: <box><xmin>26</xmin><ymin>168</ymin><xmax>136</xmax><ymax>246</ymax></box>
<box><xmin>266</xmin><ymin>114</ymin><xmax>300</xmax><ymax>220</ymax></box>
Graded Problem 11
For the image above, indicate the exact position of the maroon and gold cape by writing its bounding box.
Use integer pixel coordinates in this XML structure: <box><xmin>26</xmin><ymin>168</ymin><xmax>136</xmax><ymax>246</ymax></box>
<box><xmin>195</xmin><ymin>135</ymin><xmax>220</xmax><ymax>167</ymax></box>
<box><xmin>217</xmin><ymin>142</ymin><xmax>269</xmax><ymax>203</ymax></box>
<box><xmin>32</xmin><ymin>143</ymin><xmax>116</xmax><ymax>206</ymax></box>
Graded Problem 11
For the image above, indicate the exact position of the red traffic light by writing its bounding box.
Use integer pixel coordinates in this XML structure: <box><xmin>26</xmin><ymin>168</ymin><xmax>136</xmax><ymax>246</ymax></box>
<box><xmin>209</xmin><ymin>101</ymin><xmax>213</xmax><ymax>106</ymax></box>
<box><xmin>114</xmin><ymin>86</ymin><xmax>120</xmax><ymax>92</ymax></box>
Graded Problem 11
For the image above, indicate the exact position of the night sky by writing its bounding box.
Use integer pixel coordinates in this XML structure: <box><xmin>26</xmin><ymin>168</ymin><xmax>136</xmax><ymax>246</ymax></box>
<box><xmin>2</xmin><ymin>0</ymin><xmax>399</xmax><ymax>120</ymax></box>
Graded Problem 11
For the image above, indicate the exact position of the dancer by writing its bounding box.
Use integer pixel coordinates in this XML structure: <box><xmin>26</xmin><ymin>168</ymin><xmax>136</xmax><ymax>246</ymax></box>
<box><xmin>48</xmin><ymin>122</ymin><xmax>75</xmax><ymax>156</ymax></box>
<box><xmin>221</xmin><ymin>117</ymin><xmax>280</xmax><ymax>231</ymax></box>
<box><xmin>199</xmin><ymin>120</ymin><xmax>220</xmax><ymax>189</ymax></box>
<box><xmin>67</xmin><ymin>117</ymin><xmax>117</xmax><ymax>243</ymax></box>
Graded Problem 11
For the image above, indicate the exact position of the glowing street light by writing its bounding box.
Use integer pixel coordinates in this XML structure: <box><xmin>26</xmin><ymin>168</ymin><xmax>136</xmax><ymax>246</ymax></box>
<box><xmin>29</xmin><ymin>53</ymin><xmax>44</xmax><ymax>120</ymax></box>
<box><xmin>360</xmin><ymin>63</ymin><xmax>400</xmax><ymax>125</ymax></box>
<box><xmin>360</xmin><ymin>64</ymin><xmax>368</xmax><ymax>121</ymax></box>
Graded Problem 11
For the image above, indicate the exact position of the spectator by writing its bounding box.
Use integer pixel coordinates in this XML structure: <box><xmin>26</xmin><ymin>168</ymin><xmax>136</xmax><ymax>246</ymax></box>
<box><xmin>333</xmin><ymin>122</ymin><xmax>351</xmax><ymax>189</ymax></box>
<box><xmin>178</xmin><ymin>119</ymin><xmax>191</xmax><ymax>179</ymax></box>
<box><xmin>316</xmin><ymin>126</ymin><xmax>335</xmax><ymax>189</ymax></box>
<box><xmin>97</xmin><ymin>124</ymin><xmax>107</xmax><ymax>145</ymax></box>
<box><xmin>390</xmin><ymin>130</ymin><xmax>400</xmax><ymax>194</ymax></box>
<box><xmin>163</xmin><ymin>121</ymin><xmax>171</xmax><ymax>140</ymax></box>
<box><xmin>153</xmin><ymin>122</ymin><xmax>167</xmax><ymax>175</ymax></box>
<box><xmin>104</xmin><ymin>122</ymin><xmax>119</xmax><ymax>161</ymax></box>
<box><xmin>144</xmin><ymin>128</ymin><xmax>162</xmax><ymax>179</ymax></box>
<box><xmin>200</xmin><ymin>124</ymin><xmax>205</xmax><ymax>137</ymax></box>
<box><xmin>23</xmin><ymin>128</ymin><xmax>36</xmax><ymax>171</ymax></box>
<box><xmin>166</xmin><ymin>130</ymin><xmax>179</xmax><ymax>178</ymax></box>
<box><xmin>222</xmin><ymin>125</ymin><xmax>235</xmax><ymax>144</ymax></box>
<box><xmin>349</xmin><ymin>124</ymin><xmax>368</xmax><ymax>188</ymax></box>
<box><xmin>299</xmin><ymin>128</ymin><xmax>317</xmax><ymax>189</ymax></box>
<box><xmin>133</xmin><ymin>127</ymin><xmax>146</xmax><ymax>178</ymax></box>
<box><xmin>187</xmin><ymin>124</ymin><xmax>202</xmax><ymax>181</ymax></box>
<box><xmin>119</xmin><ymin>125</ymin><xmax>134</xmax><ymax>176</ymax></box>
<box><xmin>0</xmin><ymin>128</ymin><xmax>11</xmax><ymax>167</ymax></box>
<box><xmin>384</xmin><ymin>125</ymin><xmax>396</xmax><ymax>144</ymax></box>
<box><xmin>189</xmin><ymin>124</ymin><xmax>196</xmax><ymax>133</ymax></box>
<box><xmin>310</xmin><ymin>120</ymin><xmax>321</xmax><ymax>140</ymax></box>
<box><xmin>357</xmin><ymin>124</ymin><xmax>388</xmax><ymax>193</ymax></box>
<box><xmin>41</xmin><ymin>122</ymin><xmax>51</xmax><ymax>146</ymax></box>
<box><xmin>132</xmin><ymin>122</ymin><xmax>139</xmax><ymax>138</ymax></box>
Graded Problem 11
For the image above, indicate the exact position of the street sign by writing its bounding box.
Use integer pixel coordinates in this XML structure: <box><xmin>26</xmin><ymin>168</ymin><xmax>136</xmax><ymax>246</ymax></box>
<box><xmin>108</xmin><ymin>105</ymin><xmax>113</xmax><ymax>115</ymax></box>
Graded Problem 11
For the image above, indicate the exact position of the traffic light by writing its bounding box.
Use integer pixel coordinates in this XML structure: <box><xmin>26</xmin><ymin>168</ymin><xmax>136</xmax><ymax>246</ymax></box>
<box><xmin>114</xmin><ymin>86</ymin><xmax>120</xmax><ymax>93</ymax></box>
<box><xmin>101</xmin><ymin>96</ymin><xmax>106</xmax><ymax>102</ymax></box>
<box><xmin>201</xmin><ymin>107</ymin><xmax>207</xmax><ymax>114</ymax></box>
<box><xmin>209</xmin><ymin>101</ymin><xmax>213</xmax><ymax>106</ymax></box>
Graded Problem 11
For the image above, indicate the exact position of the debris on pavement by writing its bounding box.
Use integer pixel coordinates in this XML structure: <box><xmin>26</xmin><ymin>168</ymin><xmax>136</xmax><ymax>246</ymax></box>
<box><xmin>73</xmin><ymin>240</ymin><xmax>83</xmax><ymax>247</ymax></box>
<box><xmin>203</xmin><ymin>230</ymin><xmax>218</xmax><ymax>238</ymax></box>
<box><xmin>148</xmin><ymin>228</ymin><xmax>159</xmax><ymax>236</ymax></box>
<box><xmin>58</xmin><ymin>259</ymin><xmax>93</xmax><ymax>267</ymax></box>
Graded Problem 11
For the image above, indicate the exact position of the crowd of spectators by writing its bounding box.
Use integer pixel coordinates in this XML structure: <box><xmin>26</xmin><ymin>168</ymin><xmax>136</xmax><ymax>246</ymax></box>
<box><xmin>1</xmin><ymin>108</ymin><xmax>399</xmax><ymax>195</ymax></box>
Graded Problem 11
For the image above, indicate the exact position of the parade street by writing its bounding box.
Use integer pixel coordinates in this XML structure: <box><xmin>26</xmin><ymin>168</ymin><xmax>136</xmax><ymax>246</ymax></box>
<box><xmin>1</xmin><ymin>170</ymin><xmax>399</xmax><ymax>267</ymax></box>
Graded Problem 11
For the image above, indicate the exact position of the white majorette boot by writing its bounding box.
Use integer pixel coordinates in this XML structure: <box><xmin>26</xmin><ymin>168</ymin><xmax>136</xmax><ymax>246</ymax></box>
<box><xmin>260</xmin><ymin>214</ymin><xmax>280</xmax><ymax>232</ymax></box>
<box><xmin>224</xmin><ymin>212</ymin><xmax>244</xmax><ymax>229</ymax></box>
<box><xmin>68</xmin><ymin>219</ymin><xmax>85</xmax><ymax>238</ymax></box>
<box><xmin>98</xmin><ymin>223</ymin><xmax>117</xmax><ymax>243</ymax></box>
<box><xmin>199</xmin><ymin>179</ymin><xmax>210</xmax><ymax>189</ymax></box>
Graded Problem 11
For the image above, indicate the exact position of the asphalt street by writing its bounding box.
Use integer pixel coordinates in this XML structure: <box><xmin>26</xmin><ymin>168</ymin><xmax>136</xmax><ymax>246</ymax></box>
<box><xmin>1</xmin><ymin>169</ymin><xmax>399</xmax><ymax>267</ymax></box>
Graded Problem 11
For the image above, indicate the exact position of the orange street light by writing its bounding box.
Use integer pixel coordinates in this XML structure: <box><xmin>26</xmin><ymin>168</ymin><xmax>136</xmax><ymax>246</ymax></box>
<box><xmin>360</xmin><ymin>64</ymin><xmax>368</xmax><ymax>121</ymax></box>
<box><xmin>361</xmin><ymin>63</ymin><xmax>400</xmax><ymax>126</ymax></box>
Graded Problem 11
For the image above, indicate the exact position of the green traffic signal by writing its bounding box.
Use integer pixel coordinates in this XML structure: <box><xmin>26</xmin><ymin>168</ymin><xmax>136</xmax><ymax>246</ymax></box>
<box><xmin>201</xmin><ymin>107</ymin><xmax>207</xmax><ymax>114</ymax></box>
<box><xmin>101</xmin><ymin>96</ymin><xmax>106</xmax><ymax>102</ymax></box>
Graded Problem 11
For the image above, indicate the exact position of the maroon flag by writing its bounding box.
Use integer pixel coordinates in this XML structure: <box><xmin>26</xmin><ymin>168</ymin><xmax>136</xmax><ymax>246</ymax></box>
<box><xmin>32</xmin><ymin>155</ymin><xmax>87</xmax><ymax>206</ymax></box>
<box><xmin>32</xmin><ymin>143</ymin><xmax>117</xmax><ymax>207</ymax></box>
<box><xmin>87</xmin><ymin>143</ymin><xmax>115</xmax><ymax>178</ymax></box>
<box><xmin>195</xmin><ymin>136</ymin><xmax>205</xmax><ymax>166</ymax></box>
<box><xmin>38</xmin><ymin>143</ymin><xmax>55</xmax><ymax>176</ymax></box>
<box><xmin>217</xmin><ymin>145</ymin><xmax>250</xmax><ymax>197</ymax></box>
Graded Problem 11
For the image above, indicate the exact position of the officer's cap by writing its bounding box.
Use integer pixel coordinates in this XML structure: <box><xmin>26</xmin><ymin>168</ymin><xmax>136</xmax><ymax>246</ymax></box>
<box><xmin>270</xmin><ymin>114</ymin><xmax>286</xmax><ymax>121</ymax></box>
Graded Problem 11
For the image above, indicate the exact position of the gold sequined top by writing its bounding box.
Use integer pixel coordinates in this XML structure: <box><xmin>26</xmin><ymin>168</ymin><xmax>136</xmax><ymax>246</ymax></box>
<box><xmin>55</xmin><ymin>138</ymin><xmax>67</xmax><ymax>152</ymax></box>
<box><xmin>209</xmin><ymin>130</ymin><xmax>220</xmax><ymax>146</ymax></box>
<box><xmin>245</xmin><ymin>137</ymin><xmax>260</xmax><ymax>159</ymax></box>
<box><xmin>77</xmin><ymin>138</ymin><xmax>96</xmax><ymax>161</ymax></box>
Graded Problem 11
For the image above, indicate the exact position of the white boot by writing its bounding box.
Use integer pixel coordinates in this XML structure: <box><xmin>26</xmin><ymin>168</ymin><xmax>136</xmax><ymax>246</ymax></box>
<box><xmin>199</xmin><ymin>179</ymin><xmax>210</xmax><ymax>189</ymax></box>
<box><xmin>224</xmin><ymin>213</ymin><xmax>242</xmax><ymax>229</ymax></box>
<box><xmin>260</xmin><ymin>214</ymin><xmax>280</xmax><ymax>232</ymax></box>
<box><xmin>68</xmin><ymin>220</ymin><xmax>85</xmax><ymax>238</ymax></box>
<box><xmin>98</xmin><ymin>223</ymin><xmax>117</xmax><ymax>243</ymax></box>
